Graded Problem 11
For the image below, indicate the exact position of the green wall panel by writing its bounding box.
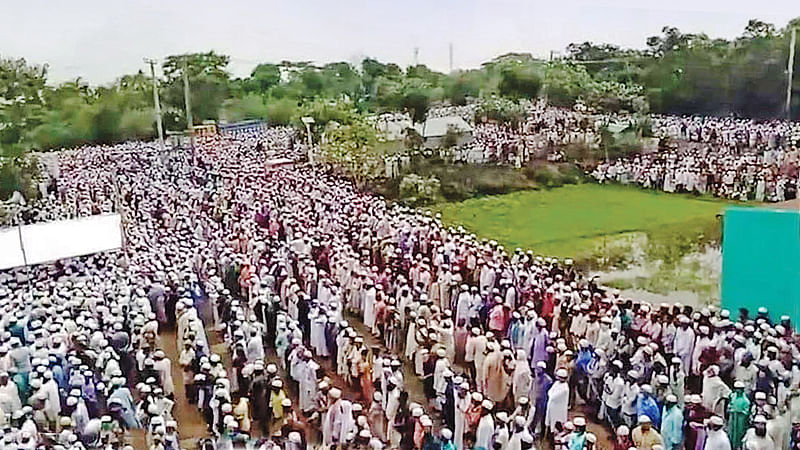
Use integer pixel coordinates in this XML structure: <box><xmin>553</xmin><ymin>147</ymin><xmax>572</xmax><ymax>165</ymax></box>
<box><xmin>722</xmin><ymin>207</ymin><xmax>800</xmax><ymax>322</ymax></box>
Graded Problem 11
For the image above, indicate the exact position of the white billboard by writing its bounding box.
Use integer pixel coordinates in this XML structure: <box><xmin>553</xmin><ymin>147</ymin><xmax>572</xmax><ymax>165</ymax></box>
<box><xmin>0</xmin><ymin>228</ymin><xmax>25</xmax><ymax>270</ymax></box>
<box><xmin>0</xmin><ymin>214</ymin><xmax>123</xmax><ymax>270</ymax></box>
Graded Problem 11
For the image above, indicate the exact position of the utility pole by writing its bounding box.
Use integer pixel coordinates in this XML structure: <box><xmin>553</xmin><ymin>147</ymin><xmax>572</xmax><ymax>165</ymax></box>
<box><xmin>301</xmin><ymin>117</ymin><xmax>315</xmax><ymax>165</ymax></box>
<box><xmin>786</xmin><ymin>27</ymin><xmax>797</xmax><ymax>121</ymax></box>
<box><xmin>449</xmin><ymin>43</ymin><xmax>454</xmax><ymax>73</ymax></box>
<box><xmin>182</xmin><ymin>57</ymin><xmax>195</xmax><ymax>164</ymax></box>
<box><xmin>143</xmin><ymin>58</ymin><xmax>165</xmax><ymax>152</ymax></box>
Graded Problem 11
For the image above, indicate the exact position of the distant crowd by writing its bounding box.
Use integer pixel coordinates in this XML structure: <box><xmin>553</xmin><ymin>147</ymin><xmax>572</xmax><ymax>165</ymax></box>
<box><xmin>423</xmin><ymin>103</ymin><xmax>800</xmax><ymax>202</ymax></box>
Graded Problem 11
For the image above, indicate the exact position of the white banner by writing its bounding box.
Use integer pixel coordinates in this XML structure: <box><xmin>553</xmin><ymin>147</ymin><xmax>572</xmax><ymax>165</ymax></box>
<box><xmin>0</xmin><ymin>214</ymin><xmax>123</xmax><ymax>270</ymax></box>
<box><xmin>0</xmin><ymin>228</ymin><xmax>25</xmax><ymax>270</ymax></box>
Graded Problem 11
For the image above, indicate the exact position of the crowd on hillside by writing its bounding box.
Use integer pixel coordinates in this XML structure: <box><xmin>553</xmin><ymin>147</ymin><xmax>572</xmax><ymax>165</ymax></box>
<box><xmin>590</xmin><ymin>147</ymin><xmax>799</xmax><ymax>202</ymax></box>
<box><xmin>650</xmin><ymin>116</ymin><xmax>800</xmax><ymax>151</ymax></box>
<box><xmin>1</xmin><ymin>124</ymin><xmax>800</xmax><ymax>450</ymax></box>
<box><xmin>591</xmin><ymin>116</ymin><xmax>800</xmax><ymax>201</ymax></box>
<box><xmin>422</xmin><ymin>104</ymin><xmax>800</xmax><ymax>202</ymax></box>
<box><xmin>450</xmin><ymin>102</ymin><xmax>595</xmax><ymax>166</ymax></box>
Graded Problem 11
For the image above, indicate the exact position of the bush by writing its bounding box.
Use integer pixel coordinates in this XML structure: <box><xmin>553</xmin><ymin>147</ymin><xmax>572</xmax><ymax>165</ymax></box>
<box><xmin>0</xmin><ymin>155</ymin><xmax>41</xmax><ymax>201</ymax></box>
<box><xmin>222</xmin><ymin>94</ymin><xmax>268</xmax><ymax>122</ymax></box>
<box><xmin>557</xmin><ymin>164</ymin><xmax>583</xmax><ymax>184</ymax></box>
<box><xmin>118</xmin><ymin>109</ymin><xmax>155</xmax><ymax>141</ymax></box>
<box><xmin>265</xmin><ymin>97</ymin><xmax>299</xmax><ymax>126</ymax></box>
<box><xmin>399</xmin><ymin>174</ymin><xmax>440</xmax><ymax>206</ymax></box>
<box><xmin>475</xmin><ymin>97</ymin><xmax>526</xmax><ymax>127</ymax></box>
<box><xmin>529</xmin><ymin>164</ymin><xmax>581</xmax><ymax>188</ymax></box>
<box><xmin>440</xmin><ymin>181</ymin><xmax>471</xmax><ymax>201</ymax></box>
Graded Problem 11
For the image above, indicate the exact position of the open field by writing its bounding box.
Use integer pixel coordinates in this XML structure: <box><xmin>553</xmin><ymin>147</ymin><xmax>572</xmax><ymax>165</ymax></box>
<box><xmin>436</xmin><ymin>183</ymin><xmax>727</xmax><ymax>261</ymax></box>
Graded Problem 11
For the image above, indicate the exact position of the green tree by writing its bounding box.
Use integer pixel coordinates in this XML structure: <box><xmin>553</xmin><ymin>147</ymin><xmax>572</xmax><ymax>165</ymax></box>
<box><xmin>320</xmin><ymin>62</ymin><xmax>361</xmax><ymax>99</ymax></box>
<box><xmin>444</xmin><ymin>70</ymin><xmax>483</xmax><ymax>105</ymax></box>
<box><xmin>161</xmin><ymin>52</ymin><xmax>231</xmax><ymax>127</ymax></box>
<box><xmin>742</xmin><ymin>19</ymin><xmax>776</xmax><ymax>40</ymax></box>
<box><xmin>401</xmin><ymin>87</ymin><xmax>431</xmax><ymax>123</ymax></box>
<box><xmin>442</xmin><ymin>125</ymin><xmax>459</xmax><ymax>149</ymax></box>
<box><xmin>0</xmin><ymin>57</ymin><xmax>48</xmax><ymax>199</ymax></box>
<box><xmin>321</xmin><ymin>118</ymin><xmax>380</xmax><ymax>185</ymax></box>
<box><xmin>498</xmin><ymin>65</ymin><xmax>542</xmax><ymax>100</ymax></box>
<box><xmin>475</xmin><ymin>97</ymin><xmax>526</xmax><ymax>127</ymax></box>
<box><xmin>264</xmin><ymin>97</ymin><xmax>299</xmax><ymax>126</ymax></box>
<box><xmin>222</xmin><ymin>94</ymin><xmax>268</xmax><ymax>122</ymax></box>
<box><xmin>403</xmin><ymin>127</ymin><xmax>424</xmax><ymax>151</ymax></box>
<box><xmin>543</xmin><ymin>62</ymin><xmax>595</xmax><ymax>107</ymax></box>
<box><xmin>247</xmin><ymin>63</ymin><xmax>281</xmax><ymax>94</ymax></box>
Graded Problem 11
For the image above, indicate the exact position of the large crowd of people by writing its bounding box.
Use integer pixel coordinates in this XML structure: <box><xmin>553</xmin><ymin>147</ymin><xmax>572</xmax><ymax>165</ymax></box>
<box><xmin>447</xmin><ymin>102</ymin><xmax>594</xmax><ymax>166</ymax></box>
<box><xmin>0</xmin><ymin>120</ymin><xmax>799</xmax><ymax>450</ymax></box>
<box><xmin>591</xmin><ymin>115</ymin><xmax>800</xmax><ymax>202</ymax></box>
<box><xmin>590</xmin><ymin>146</ymin><xmax>799</xmax><ymax>202</ymax></box>
<box><xmin>421</xmin><ymin>103</ymin><xmax>800</xmax><ymax>203</ymax></box>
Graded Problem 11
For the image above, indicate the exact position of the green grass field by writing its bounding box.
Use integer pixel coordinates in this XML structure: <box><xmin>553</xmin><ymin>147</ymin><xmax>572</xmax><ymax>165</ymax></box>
<box><xmin>436</xmin><ymin>183</ymin><xmax>727</xmax><ymax>260</ymax></box>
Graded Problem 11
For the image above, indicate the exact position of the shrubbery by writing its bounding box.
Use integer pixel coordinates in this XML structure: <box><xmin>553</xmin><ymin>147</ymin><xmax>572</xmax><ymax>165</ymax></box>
<box><xmin>399</xmin><ymin>174</ymin><xmax>440</xmax><ymax>206</ymax></box>
<box><xmin>386</xmin><ymin>158</ymin><xmax>582</xmax><ymax>204</ymax></box>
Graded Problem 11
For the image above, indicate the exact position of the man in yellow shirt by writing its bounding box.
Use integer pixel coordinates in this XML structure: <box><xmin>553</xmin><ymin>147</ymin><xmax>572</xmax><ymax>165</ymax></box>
<box><xmin>632</xmin><ymin>415</ymin><xmax>664</xmax><ymax>450</ymax></box>
<box><xmin>269</xmin><ymin>379</ymin><xmax>288</xmax><ymax>431</ymax></box>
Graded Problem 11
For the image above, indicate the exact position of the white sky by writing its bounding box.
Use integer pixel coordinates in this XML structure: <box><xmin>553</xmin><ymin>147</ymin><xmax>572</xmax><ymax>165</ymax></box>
<box><xmin>0</xmin><ymin>0</ymin><xmax>797</xmax><ymax>85</ymax></box>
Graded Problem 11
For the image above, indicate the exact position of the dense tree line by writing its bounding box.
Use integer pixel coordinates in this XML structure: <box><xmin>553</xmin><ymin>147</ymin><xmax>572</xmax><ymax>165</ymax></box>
<box><xmin>566</xmin><ymin>18</ymin><xmax>800</xmax><ymax>118</ymax></box>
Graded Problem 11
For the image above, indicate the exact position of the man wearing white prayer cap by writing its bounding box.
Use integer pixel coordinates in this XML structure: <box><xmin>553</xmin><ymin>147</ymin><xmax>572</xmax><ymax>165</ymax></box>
<box><xmin>702</xmin><ymin>365</ymin><xmax>731</xmax><ymax>416</ymax></box>
<box><xmin>475</xmin><ymin>399</ymin><xmax>495</xmax><ymax>450</ymax></box>
<box><xmin>704</xmin><ymin>415</ymin><xmax>730</xmax><ymax>450</ymax></box>
<box><xmin>742</xmin><ymin>415</ymin><xmax>774</xmax><ymax>450</ymax></box>
<box><xmin>545</xmin><ymin>368</ymin><xmax>570</xmax><ymax>434</ymax></box>
<box><xmin>632</xmin><ymin>415</ymin><xmax>663</xmax><ymax>450</ymax></box>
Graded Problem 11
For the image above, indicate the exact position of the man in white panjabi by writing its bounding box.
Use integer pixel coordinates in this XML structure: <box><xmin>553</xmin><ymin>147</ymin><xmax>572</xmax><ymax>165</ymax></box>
<box><xmin>545</xmin><ymin>369</ymin><xmax>570</xmax><ymax>434</ymax></box>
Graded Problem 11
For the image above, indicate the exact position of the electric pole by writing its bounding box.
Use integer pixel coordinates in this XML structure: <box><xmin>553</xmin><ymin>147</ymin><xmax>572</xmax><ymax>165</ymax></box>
<box><xmin>786</xmin><ymin>27</ymin><xmax>797</xmax><ymax>121</ymax></box>
<box><xmin>143</xmin><ymin>58</ymin><xmax>165</xmax><ymax>152</ymax></box>
<box><xmin>449</xmin><ymin>43</ymin><xmax>454</xmax><ymax>73</ymax></box>
<box><xmin>182</xmin><ymin>57</ymin><xmax>195</xmax><ymax>164</ymax></box>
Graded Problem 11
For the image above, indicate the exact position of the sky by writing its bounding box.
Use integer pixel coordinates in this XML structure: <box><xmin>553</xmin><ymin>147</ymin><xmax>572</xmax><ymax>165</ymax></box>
<box><xmin>1</xmin><ymin>0</ymin><xmax>797</xmax><ymax>85</ymax></box>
